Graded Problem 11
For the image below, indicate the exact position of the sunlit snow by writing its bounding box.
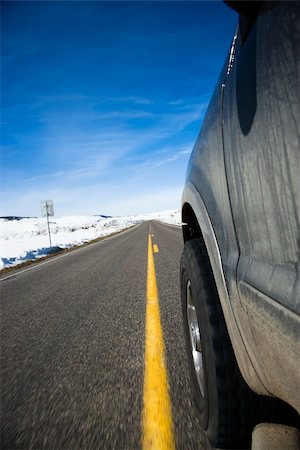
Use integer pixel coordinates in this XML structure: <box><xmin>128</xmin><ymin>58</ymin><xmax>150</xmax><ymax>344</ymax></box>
<box><xmin>0</xmin><ymin>210</ymin><xmax>180</xmax><ymax>269</ymax></box>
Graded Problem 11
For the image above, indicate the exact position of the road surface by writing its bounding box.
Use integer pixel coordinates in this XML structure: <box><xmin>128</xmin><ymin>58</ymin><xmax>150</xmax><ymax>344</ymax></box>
<box><xmin>1</xmin><ymin>221</ymin><xmax>208</xmax><ymax>449</ymax></box>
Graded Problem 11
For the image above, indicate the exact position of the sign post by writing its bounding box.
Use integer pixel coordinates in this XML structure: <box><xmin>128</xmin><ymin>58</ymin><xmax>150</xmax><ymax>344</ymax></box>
<box><xmin>41</xmin><ymin>200</ymin><xmax>54</xmax><ymax>247</ymax></box>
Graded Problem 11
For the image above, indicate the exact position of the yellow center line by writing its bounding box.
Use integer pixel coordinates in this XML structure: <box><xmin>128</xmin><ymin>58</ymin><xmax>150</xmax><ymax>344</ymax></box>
<box><xmin>153</xmin><ymin>244</ymin><xmax>159</xmax><ymax>254</ymax></box>
<box><xmin>142</xmin><ymin>234</ymin><xmax>175</xmax><ymax>450</ymax></box>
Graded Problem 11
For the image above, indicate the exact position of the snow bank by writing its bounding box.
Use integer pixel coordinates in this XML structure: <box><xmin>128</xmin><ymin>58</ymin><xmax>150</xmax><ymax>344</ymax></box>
<box><xmin>0</xmin><ymin>209</ymin><xmax>181</xmax><ymax>269</ymax></box>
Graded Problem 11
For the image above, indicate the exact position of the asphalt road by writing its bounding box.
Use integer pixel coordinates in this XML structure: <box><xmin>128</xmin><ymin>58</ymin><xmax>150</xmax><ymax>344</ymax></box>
<box><xmin>1</xmin><ymin>221</ymin><xmax>207</xmax><ymax>449</ymax></box>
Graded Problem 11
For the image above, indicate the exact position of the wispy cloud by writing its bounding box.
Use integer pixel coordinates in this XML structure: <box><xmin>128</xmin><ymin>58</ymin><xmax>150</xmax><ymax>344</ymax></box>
<box><xmin>127</xmin><ymin>146</ymin><xmax>192</xmax><ymax>173</ymax></box>
<box><xmin>22</xmin><ymin>171</ymin><xmax>70</xmax><ymax>184</ymax></box>
<box><xmin>153</xmin><ymin>149</ymin><xmax>191</xmax><ymax>168</ymax></box>
<box><xmin>107</xmin><ymin>96</ymin><xmax>154</xmax><ymax>105</ymax></box>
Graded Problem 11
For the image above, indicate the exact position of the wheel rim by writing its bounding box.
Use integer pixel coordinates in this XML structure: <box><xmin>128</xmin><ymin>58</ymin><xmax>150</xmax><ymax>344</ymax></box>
<box><xmin>186</xmin><ymin>280</ymin><xmax>204</xmax><ymax>397</ymax></box>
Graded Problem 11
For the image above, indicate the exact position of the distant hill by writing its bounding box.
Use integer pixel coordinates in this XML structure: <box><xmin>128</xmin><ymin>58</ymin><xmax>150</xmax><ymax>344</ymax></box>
<box><xmin>0</xmin><ymin>216</ymin><xmax>37</xmax><ymax>221</ymax></box>
<box><xmin>94</xmin><ymin>214</ymin><xmax>113</xmax><ymax>218</ymax></box>
<box><xmin>1</xmin><ymin>215</ymin><xmax>112</xmax><ymax>221</ymax></box>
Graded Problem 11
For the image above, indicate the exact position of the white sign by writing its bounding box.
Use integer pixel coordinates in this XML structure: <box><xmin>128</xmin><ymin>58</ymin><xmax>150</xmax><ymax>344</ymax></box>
<box><xmin>41</xmin><ymin>200</ymin><xmax>54</xmax><ymax>217</ymax></box>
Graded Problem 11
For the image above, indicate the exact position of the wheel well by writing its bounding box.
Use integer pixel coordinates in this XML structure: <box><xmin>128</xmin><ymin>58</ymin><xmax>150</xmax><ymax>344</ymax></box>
<box><xmin>182</xmin><ymin>203</ymin><xmax>213</xmax><ymax>277</ymax></box>
<box><xmin>182</xmin><ymin>203</ymin><xmax>202</xmax><ymax>243</ymax></box>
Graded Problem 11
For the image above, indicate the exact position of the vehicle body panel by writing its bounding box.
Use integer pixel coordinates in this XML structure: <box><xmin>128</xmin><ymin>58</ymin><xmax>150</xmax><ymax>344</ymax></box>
<box><xmin>223</xmin><ymin>1</ymin><xmax>300</xmax><ymax>314</ymax></box>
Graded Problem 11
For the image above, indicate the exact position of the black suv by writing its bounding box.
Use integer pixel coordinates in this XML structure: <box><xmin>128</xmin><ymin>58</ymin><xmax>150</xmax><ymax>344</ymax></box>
<box><xmin>180</xmin><ymin>2</ymin><xmax>299</xmax><ymax>448</ymax></box>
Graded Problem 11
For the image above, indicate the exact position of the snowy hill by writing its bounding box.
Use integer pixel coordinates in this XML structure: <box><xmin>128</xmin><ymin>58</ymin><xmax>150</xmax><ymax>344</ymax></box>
<box><xmin>0</xmin><ymin>210</ymin><xmax>180</xmax><ymax>270</ymax></box>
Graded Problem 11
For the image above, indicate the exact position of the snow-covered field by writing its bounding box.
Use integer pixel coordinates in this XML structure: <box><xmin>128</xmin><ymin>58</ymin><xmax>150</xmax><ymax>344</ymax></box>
<box><xmin>0</xmin><ymin>209</ymin><xmax>180</xmax><ymax>270</ymax></box>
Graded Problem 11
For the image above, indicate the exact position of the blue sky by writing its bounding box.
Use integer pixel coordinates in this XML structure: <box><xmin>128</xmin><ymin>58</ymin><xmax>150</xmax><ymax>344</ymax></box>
<box><xmin>1</xmin><ymin>1</ymin><xmax>236</xmax><ymax>217</ymax></box>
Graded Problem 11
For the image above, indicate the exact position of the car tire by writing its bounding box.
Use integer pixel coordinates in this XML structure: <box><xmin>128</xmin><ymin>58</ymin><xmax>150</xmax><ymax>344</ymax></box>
<box><xmin>180</xmin><ymin>238</ymin><xmax>253</xmax><ymax>449</ymax></box>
